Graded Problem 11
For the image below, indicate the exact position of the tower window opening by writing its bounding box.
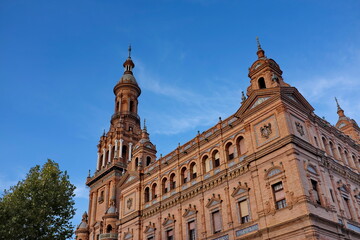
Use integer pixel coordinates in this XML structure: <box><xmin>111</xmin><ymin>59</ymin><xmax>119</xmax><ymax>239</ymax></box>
<box><xmin>106</xmin><ymin>225</ymin><xmax>113</xmax><ymax>233</ymax></box>
<box><xmin>258</xmin><ymin>77</ymin><xmax>266</xmax><ymax>89</ymax></box>
<box><xmin>146</xmin><ymin>156</ymin><xmax>151</xmax><ymax>166</ymax></box>
<box><xmin>130</xmin><ymin>100</ymin><xmax>134</xmax><ymax>112</ymax></box>
<box><xmin>116</xmin><ymin>101</ymin><xmax>120</xmax><ymax>113</ymax></box>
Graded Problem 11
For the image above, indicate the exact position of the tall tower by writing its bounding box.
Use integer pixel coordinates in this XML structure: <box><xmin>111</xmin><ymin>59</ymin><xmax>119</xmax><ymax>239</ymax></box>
<box><xmin>78</xmin><ymin>47</ymin><xmax>143</xmax><ymax>240</ymax></box>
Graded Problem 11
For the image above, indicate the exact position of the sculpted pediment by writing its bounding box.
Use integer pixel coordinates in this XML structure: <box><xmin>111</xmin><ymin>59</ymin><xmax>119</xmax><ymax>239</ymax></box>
<box><xmin>205</xmin><ymin>194</ymin><xmax>223</xmax><ymax>208</ymax></box>
<box><xmin>144</xmin><ymin>222</ymin><xmax>156</xmax><ymax>233</ymax></box>
<box><xmin>162</xmin><ymin>214</ymin><xmax>176</xmax><ymax>226</ymax></box>
<box><xmin>183</xmin><ymin>204</ymin><xmax>198</xmax><ymax>217</ymax></box>
<box><xmin>231</xmin><ymin>182</ymin><xmax>249</xmax><ymax>197</ymax></box>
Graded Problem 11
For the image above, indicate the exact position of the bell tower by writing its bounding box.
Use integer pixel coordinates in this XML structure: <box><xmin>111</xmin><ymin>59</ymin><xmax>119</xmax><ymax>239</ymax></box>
<box><xmin>246</xmin><ymin>37</ymin><xmax>290</xmax><ymax>96</ymax></box>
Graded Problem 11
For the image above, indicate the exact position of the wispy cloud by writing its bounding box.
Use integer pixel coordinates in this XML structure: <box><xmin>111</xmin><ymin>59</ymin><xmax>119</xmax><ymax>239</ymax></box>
<box><xmin>74</xmin><ymin>182</ymin><xmax>89</xmax><ymax>199</ymax></box>
<box><xmin>136</xmin><ymin>61</ymin><xmax>242</xmax><ymax>135</ymax></box>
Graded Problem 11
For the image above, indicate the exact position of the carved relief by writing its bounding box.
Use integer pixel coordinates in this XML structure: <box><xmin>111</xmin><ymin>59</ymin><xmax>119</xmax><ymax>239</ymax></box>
<box><xmin>127</xmin><ymin>198</ymin><xmax>133</xmax><ymax>210</ymax></box>
<box><xmin>295</xmin><ymin>121</ymin><xmax>305</xmax><ymax>136</ymax></box>
<box><xmin>260</xmin><ymin>123</ymin><xmax>272</xmax><ymax>139</ymax></box>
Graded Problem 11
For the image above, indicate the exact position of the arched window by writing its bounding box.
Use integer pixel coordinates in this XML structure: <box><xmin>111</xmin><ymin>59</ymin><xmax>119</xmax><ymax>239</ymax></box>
<box><xmin>236</xmin><ymin>137</ymin><xmax>246</xmax><ymax>157</ymax></box>
<box><xmin>105</xmin><ymin>150</ymin><xmax>109</xmax><ymax>164</ymax></box>
<box><xmin>203</xmin><ymin>155</ymin><xmax>212</xmax><ymax>173</ymax></box>
<box><xmin>321</xmin><ymin>137</ymin><xmax>331</xmax><ymax>156</ymax></box>
<box><xmin>116</xmin><ymin>101</ymin><xmax>120</xmax><ymax>112</ymax></box>
<box><xmin>329</xmin><ymin>141</ymin><xmax>336</xmax><ymax>158</ymax></box>
<box><xmin>122</xmin><ymin>145</ymin><xmax>128</xmax><ymax>161</ymax></box>
<box><xmin>144</xmin><ymin>187</ymin><xmax>150</xmax><ymax>202</ymax></box>
<box><xmin>213</xmin><ymin>150</ymin><xmax>220</xmax><ymax>168</ymax></box>
<box><xmin>151</xmin><ymin>183</ymin><xmax>157</xmax><ymax>199</ymax></box>
<box><xmin>135</xmin><ymin>157</ymin><xmax>139</xmax><ymax>170</ymax></box>
<box><xmin>181</xmin><ymin>167</ymin><xmax>188</xmax><ymax>184</ymax></box>
<box><xmin>106</xmin><ymin>225</ymin><xmax>112</xmax><ymax>233</ymax></box>
<box><xmin>258</xmin><ymin>77</ymin><xmax>266</xmax><ymax>89</ymax></box>
<box><xmin>130</xmin><ymin>100</ymin><xmax>134</xmax><ymax>112</ymax></box>
<box><xmin>190</xmin><ymin>162</ymin><xmax>197</xmax><ymax>179</ymax></box>
<box><xmin>352</xmin><ymin>155</ymin><xmax>357</xmax><ymax>168</ymax></box>
<box><xmin>226</xmin><ymin>142</ymin><xmax>234</xmax><ymax>161</ymax></box>
<box><xmin>111</xmin><ymin>145</ymin><xmax>115</xmax><ymax>161</ymax></box>
<box><xmin>338</xmin><ymin>147</ymin><xmax>344</xmax><ymax>161</ymax></box>
<box><xmin>98</xmin><ymin>154</ymin><xmax>103</xmax><ymax>169</ymax></box>
<box><xmin>162</xmin><ymin>177</ymin><xmax>169</xmax><ymax>194</ymax></box>
<box><xmin>146</xmin><ymin>156</ymin><xmax>151</xmax><ymax>166</ymax></box>
<box><xmin>170</xmin><ymin>173</ymin><xmax>176</xmax><ymax>190</ymax></box>
<box><xmin>344</xmin><ymin>151</ymin><xmax>350</xmax><ymax>166</ymax></box>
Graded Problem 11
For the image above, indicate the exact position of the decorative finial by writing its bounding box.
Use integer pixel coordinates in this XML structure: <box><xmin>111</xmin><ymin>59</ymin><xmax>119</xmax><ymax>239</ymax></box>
<box><xmin>256</xmin><ymin>36</ymin><xmax>262</xmax><ymax>50</ymax></box>
<box><xmin>143</xmin><ymin>118</ymin><xmax>147</xmax><ymax>131</ymax></box>
<box><xmin>103</xmin><ymin>129</ymin><xmax>106</xmax><ymax>137</ymax></box>
<box><xmin>88</xmin><ymin>169</ymin><xmax>91</xmax><ymax>178</ymax></box>
<box><xmin>128</xmin><ymin>44</ymin><xmax>132</xmax><ymax>58</ymax></box>
<box><xmin>241</xmin><ymin>91</ymin><xmax>246</xmax><ymax>102</ymax></box>
<box><xmin>219</xmin><ymin>117</ymin><xmax>222</xmax><ymax>122</ymax></box>
<box><xmin>335</xmin><ymin>97</ymin><xmax>342</xmax><ymax>111</ymax></box>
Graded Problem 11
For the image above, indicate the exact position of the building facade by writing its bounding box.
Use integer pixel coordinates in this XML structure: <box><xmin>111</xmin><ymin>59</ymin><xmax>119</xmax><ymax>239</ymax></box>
<box><xmin>76</xmin><ymin>43</ymin><xmax>360</xmax><ymax>240</ymax></box>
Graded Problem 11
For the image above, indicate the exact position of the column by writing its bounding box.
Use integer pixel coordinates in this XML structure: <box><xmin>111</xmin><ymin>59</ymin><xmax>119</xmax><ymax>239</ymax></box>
<box><xmin>96</xmin><ymin>152</ymin><xmax>100</xmax><ymax>171</ymax></box>
<box><xmin>102</xmin><ymin>149</ymin><xmax>106</xmax><ymax>167</ymax></box>
<box><xmin>114</xmin><ymin>139</ymin><xmax>118</xmax><ymax>158</ymax></box>
<box><xmin>108</xmin><ymin>144</ymin><xmax>112</xmax><ymax>163</ymax></box>
<box><xmin>119</xmin><ymin>139</ymin><xmax>124</xmax><ymax>158</ymax></box>
<box><xmin>128</xmin><ymin>142</ymin><xmax>133</xmax><ymax>162</ymax></box>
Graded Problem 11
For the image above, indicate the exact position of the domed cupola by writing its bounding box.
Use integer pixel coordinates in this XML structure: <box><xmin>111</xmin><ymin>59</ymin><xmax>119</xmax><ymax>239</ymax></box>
<box><xmin>335</xmin><ymin>98</ymin><xmax>360</xmax><ymax>143</ymax></box>
<box><xmin>114</xmin><ymin>45</ymin><xmax>141</xmax><ymax>95</ymax></box>
<box><xmin>75</xmin><ymin>212</ymin><xmax>89</xmax><ymax>240</ymax></box>
<box><xmin>246</xmin><ymin>37</ymin><xmax>290</xmax><ymax>96</ymax></box>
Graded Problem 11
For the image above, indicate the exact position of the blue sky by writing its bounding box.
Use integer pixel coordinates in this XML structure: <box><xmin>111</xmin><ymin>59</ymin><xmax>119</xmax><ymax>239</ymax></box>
<box><xmin>1</xmin><ymin>0</ymin><xmax>360</xmax><ymax>233</ymax></box>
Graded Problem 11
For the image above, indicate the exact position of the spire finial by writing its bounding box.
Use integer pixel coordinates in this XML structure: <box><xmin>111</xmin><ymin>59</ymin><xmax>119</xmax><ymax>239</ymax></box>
<box><xmin>128</xmin><ymin>44</ymin><xmax>132</xmax><ymax>58</ymax></box>
<box><xmin>143</xmin><ymin>118</ymin><xmax>147</xmax><ymax>131</ymax></box>
<box><xmin>335</xmin><ymin>97</ymin><xmax>342</xmax><ymax>111</ymax></box>
<box><xmin>256</xmin><ymin>36</ymin><xmax>262</xmax><ymax>50</ymax></box>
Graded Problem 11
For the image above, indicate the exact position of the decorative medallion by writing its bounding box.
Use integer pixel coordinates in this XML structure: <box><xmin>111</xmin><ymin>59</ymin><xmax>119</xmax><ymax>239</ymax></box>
<box><xmin>127</xmin><ymin>198</ymin><xmax>133</xmax><ymax>209</ymax></box>
<box><xmin>260</xmin><ymin>123</ymin><xmax>272</xmax><ymax>139</ymax></box>
<box><xmin>295</xmin><ymin>122</ymin><xmax>304</xmax><ymax>136</ymax></box>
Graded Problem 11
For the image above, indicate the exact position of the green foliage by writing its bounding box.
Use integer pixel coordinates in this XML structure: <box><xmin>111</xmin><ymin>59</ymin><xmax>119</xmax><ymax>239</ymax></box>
<box><xmin>0</xmin><ymin>159</ymin><xmax>76</xmax><ymax>240</ymax></box>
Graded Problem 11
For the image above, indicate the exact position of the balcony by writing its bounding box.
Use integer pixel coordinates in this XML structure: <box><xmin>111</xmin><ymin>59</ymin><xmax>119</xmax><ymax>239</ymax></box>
<box><xmin>111</xmin><ymin>111</ymin><xmax>140</xmax><ymax>122</ymax></box>
<box><xmin>99</xmin><ymin>233</ymin><xmax>118</xmax><ymax>240</ymax></box>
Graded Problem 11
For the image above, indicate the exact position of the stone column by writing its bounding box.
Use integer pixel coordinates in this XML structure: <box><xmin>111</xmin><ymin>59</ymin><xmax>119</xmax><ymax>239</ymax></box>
<box><xmin>96</xmin><ymin>152</ymin><xmax>100</xmax><ymax>171</ymax></box>
<box><xmin>119</xmin><ymin>139</ymin><xmax>124</xmax><ymax>158</ymax></box>
<box><xmin>108</xmin><ymin>144</ymin><xmax>112</xmax><ymax>163</ymax></box>
<box><xmin>114</xmin><ymin>139</ymin><xmax>118</xmax><ymax>158</ymax></box>
<box><xmin>102</xmin><ymin>149</ymin><xmax>106</xmax><ymax>167</ymax></box>
<box><xmin>128</xmin><ymin>142</ymin><xmax>133</xmax><ymax>162</ymax></box>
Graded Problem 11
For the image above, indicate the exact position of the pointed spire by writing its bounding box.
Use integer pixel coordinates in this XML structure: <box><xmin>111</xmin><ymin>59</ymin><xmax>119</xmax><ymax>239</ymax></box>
<box><xmin>335</xmin><ymin>97</ymin><xmax>345</xmax><ymax>117</ymax></box>
<box><xmin>128</xmin><ymin>44</ymin><xmax>132</xmax><ymax>58</ymax></box>
<box><xmin>143</xmin><ymin>118</ymin><xmax>147</xmax><ymax>131</ymax></box>
<box><xmin>256</xmin><ymin>36</ymin><xmax>265</xmax><ymax>59</ymax></box>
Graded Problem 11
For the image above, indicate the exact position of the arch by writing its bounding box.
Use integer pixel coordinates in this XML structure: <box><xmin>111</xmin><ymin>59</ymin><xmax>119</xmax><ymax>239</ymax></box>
<box><xmin>111</xmin><ymin>145</ymin><xmax>115</xmax><ymax>161</ymax></box>
<box><xmin>267</xmin><ymin>168</ymin><xmax>282</xmax><ymax>178</ymax></box>
<box><xmin>307</xmin><ymin>165</ymin><xmax>317</xmax><ymax>174</ymax></box>
<box><xmin>162</xmin><ymin>177</ymin><xmax>169</xmax><ymax>194</ymax></box>
<box><xmin>203</xmin><ymin>155</ymin><xmax>212</xmax><ymax>173</ymax></box>
<box><xmin>122</xmin><ymin>145</ymin><xmax>128</xmax><ymax>161</ymax></box>
<box><xmin>116</xmin><ymin>101</ymin><xmax>120</xmax><ymax>112</ymax></box>
<box><xmin>338</xmin><ymin>146</ymin><xmax>344</xmax><ymax>162</ymax></box>
<box><xmin>329</xmin><ymin>141</ymin><xmax>336</xmax><ymax>158</ymax></box>
<box><xmin>151</xmin><ymin>183</ymin><xmax>157</xmax><ymax>199</ymax></box>
<box><xmin>258</xmin><ymin>77</ymin><xmax>266</xmax><ymax>89</ymax></box>
<box><xmin>321</xmin><ymin>137</ymin><xmax>331</xmax><ymax>156</ymax></box>
<box><xmin>98</xmin><ymin>154</ymin><xmax>103</xmax><ymax>169</ymax></box>
<box><xmin>105</xmin><ymin>150</ymin><xmax>109</xmax><ymax>164</ymax></box>
<box><xmin>106</xmin><ymin>224</ymin><xmax>113</xmax><ymax>233</ymax></box>
<box><xmin>146</xmin><ymin>156</ymin><xmax>152</xmax><ymax>166</ymax></box>
<box><xmin>225</xmin><ymin>142</ymin><xmax>235</xmax><ymax>161</ymax></box>
<box><xmin>170</xmin><ymin>173</ymin><xmax>176</xmax><ymax>190</ymax></box>
<box><xmin>352</xmin><ymin>154</ymin><xmax>357</xmax><ymax>168</ymax></box>
<box><xmin>135</xmin><ymin>157</ymin><xmax>139</xmax><ymax>170</ymax></box>
<box><xmin>344</xmin><ymin>150</ymin><xmax>350</xmax><ymax>166</ymax></box>
<box><xmin>129</xmin><ymin>100</ymin><xmax>134</xmax><ymax>112</ymax></box>
<box><xmin>236</xmin><ymin>136</ymin><xmax>246</xmax><ymax>157</ymax></box>
<box><xmin>144</xmin><ymin>187</ymin><xmax>150</xmax><ymax>202</ymax></box>
<box><xmin>190</xmin><ymin>162</ymin><xmax>197</xmax><ymax>179</ymax></box>
<box><xmin>213</xmin><ymin>150</ymin><xmax>220</xmax><ymax>168</ymax></box>
<box><xmin>181</xmin><ymin>167</ymin><xmax>188</xmax><ymax>184</ymax></box>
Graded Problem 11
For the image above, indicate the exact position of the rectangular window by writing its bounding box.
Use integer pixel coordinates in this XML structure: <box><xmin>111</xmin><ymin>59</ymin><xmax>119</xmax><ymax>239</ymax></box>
<box><xmin>272</xmin><ymin>182</ymin><xmax>286</xmax><ymax>209</ymax></box>
<box><xmin>166</xmin><ymin>229</ymin><xmax>174</xmax><ymax>240</ymax></box>
<box><xmin>212</xmin><ymin>210</ymin><xmax>222</xmax><ymax>234</ymax></box>
<box><xmin>311</xmin><ymin>179</ymin><xmax>321</xmax><ymax>205</ymax></box>
<box><xmin>343</xmin><ymin>197</ymin><xmax>352</xmax><ymax>219</ymax></box>
<box><xmin>188</xmin><ymin>221</ymin><xmax>196</xmax><ymax>240</ymax></box>
<box><xmin>330</xmin><ymin>189</ymin><xmax>335</xmax><ymax>202</ymax></box>
<box><xmin>239</xmin><ymin>199</ymin><xmax>250</xmax><ymax>224</ymax></box>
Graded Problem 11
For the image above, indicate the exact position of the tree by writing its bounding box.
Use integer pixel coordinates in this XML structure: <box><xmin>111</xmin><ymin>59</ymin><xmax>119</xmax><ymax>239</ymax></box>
<box><xmin>0</xmin><ymin>159</ymin><xmax>76</xmax><ymax>240</ymax></box>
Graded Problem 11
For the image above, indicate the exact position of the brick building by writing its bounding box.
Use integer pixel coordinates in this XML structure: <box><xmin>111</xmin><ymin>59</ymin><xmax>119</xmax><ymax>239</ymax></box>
<box><xmin>76</xmin><ymin>42</ymin><xmax>360</xmax><ymax>240</ymax></box>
